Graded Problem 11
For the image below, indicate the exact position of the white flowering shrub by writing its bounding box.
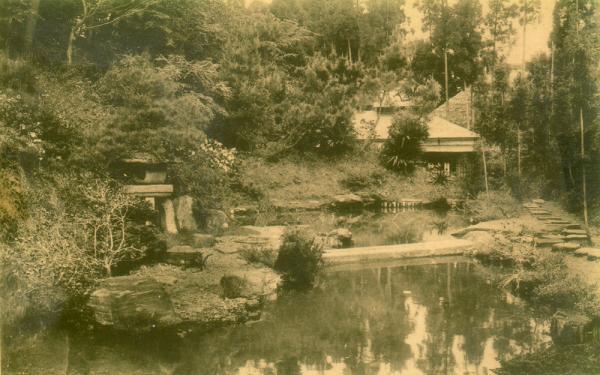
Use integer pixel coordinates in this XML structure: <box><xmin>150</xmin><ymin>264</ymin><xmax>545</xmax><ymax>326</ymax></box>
<box><xmin>199</xmin><ymin>139</ymin><xmax>236</xmax><ymax>173</ymax></box>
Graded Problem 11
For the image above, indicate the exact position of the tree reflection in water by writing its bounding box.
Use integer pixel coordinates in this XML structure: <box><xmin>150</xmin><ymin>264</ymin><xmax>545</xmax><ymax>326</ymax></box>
<box><xmin>5</xmin><ymin>261</ymin><xmax>553</xmax><ymax>375</ymax></box>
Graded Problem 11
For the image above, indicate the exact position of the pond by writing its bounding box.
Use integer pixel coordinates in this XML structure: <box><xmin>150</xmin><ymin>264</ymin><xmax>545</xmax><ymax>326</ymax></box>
<box><xmin>249</xmin><ymin>208</ymin><xmax>469</xmax><ymax>248</ymax></box>
<box><xmin>5</xmin><ymin>260</ymin><xmax>553</xmax><ymax>375</ymax></box>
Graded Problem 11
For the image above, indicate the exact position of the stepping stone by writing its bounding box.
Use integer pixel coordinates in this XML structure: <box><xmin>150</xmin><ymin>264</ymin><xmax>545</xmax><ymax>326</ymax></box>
<box><xmin>565</xmin><ymin>234</ymin><xmax>589</xmax><ymax>241</ymax></box>
<box><xmin>541</xmin><ymin>234</ymin><xmax>566</xmax><ymax>240</ymax></box>
<box><xmin>535</xmin><ymin>237</ymin><xmax>564</xmax><ymax>247</ymax></box>
<box><xmin>542</xmin><ymin>216</ymin><xmax>562</xmax><ymax>221</ymax></box>
<box><xmin>586</xmin><ymin>248</ymin><xmax>600</xmax><ymax>260</ymax></box>
<box><xmin>552</xmin><ymin>242</ymin><xmax>580</xmax><ymax>252</ymax></box>
<box><xmin>574</xmin><ymin>248</ymin><xmax>590</xmax><ymax>257</ymax></box>
<box><xmin>533</xmin><ymin>199</ymin><xmax>546</xmax><ymax>204</ymax></box>
<box><xmin>547</xmin><ymin>220</ymin><xmax>570</xmax><ymax>225</ymax></box>
<box><xmin>523</xmin><ymin>203</ymin><xmax>540</xmax><ymax>209</ymax></box>
<box><xmin>530</xmin><ymin>209</ymin><xmax>551</xmax><ymax>215</ymax></box>
<box><xmin>565</xmin><ymin>223</ymin><xmax>582</xmax><ymax>229</ymax></box>
<box><xmin>577</xmin><ymin>248</ymin><xmax>600</xmax><ymax>260</ymax></box>
<box><xmin>563</xmin><ymin>229</ymin><xmax>587</xmax><ymax>235</ymax></box>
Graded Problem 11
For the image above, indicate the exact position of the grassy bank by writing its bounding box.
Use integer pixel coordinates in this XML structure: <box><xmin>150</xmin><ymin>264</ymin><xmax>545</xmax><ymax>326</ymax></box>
<box><xmin>233</xmin><ymin>153</ymin><xmax>462</xmax><ymax>206</ymax></box>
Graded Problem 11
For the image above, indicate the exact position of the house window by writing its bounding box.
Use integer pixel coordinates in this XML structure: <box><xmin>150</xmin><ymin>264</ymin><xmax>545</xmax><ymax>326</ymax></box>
<box><xmin>443</xmin><ymin>162</ymin><xmax>451</xmax><ymax>176</ymax></box>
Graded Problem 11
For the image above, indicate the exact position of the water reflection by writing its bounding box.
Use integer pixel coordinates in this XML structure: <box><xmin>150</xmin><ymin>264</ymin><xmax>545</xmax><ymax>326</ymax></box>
<box><xmin>251</xmin><ymin>209</ymin><xmax>466</xmax><ymax>248</ymax></box>
<box><xmin>5</xmin><ymin>261</ymin><xmax>553</xmax><ymax>375</ymax></box>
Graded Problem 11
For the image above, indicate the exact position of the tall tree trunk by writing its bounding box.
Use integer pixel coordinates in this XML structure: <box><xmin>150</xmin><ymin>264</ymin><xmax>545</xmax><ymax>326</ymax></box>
<box><xmin>580</xmin><ymin>108</ymin><xmax>588</xmax><ymax>226</ymax></box>
<box><xmin>63</xmin><ymin>332</ymin><xmax>70</xmax><ymax>375</ymax></box>
<box><xmin>347</xmin><ymin>38</ymin><xmax>352</xmax><ymax>63</ymax></box>
<box><xmin>24</xmin><ymin>0</ymin><xmax>40</xmax><ymax>58</ymax></box>
<box><xmin>521</xmin><ymin>16</ymin><xmax>527</xmax><ymax>74</ymax></box>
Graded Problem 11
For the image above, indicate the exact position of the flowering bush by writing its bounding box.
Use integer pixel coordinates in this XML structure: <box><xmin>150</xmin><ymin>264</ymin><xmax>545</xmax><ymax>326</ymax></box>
<box><xmin>199</xmin><ymin>138</ymin><xmax>236</xmax><ymax>173</ymax></box>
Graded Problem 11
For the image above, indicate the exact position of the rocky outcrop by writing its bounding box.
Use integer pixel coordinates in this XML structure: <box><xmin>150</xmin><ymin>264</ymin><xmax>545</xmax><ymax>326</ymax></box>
<box><xmin>213</xmin><ymin>225</ymin><xmax>292</xmax><ymax>254</ymax></box>
<box><xmin>330</xmin><ymin>193</ymin><xmax>364</xmax><ymax>210</ymax></box>
<box><xmin>88</xmin><ymin>256</ymin><xmax>279</xmax><ymax>332</ymax></box>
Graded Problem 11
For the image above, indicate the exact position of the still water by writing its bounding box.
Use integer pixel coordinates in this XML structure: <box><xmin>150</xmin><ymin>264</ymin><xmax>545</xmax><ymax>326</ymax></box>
<box><xmin>6</xmin><ymin>260</ymin><xmax>553</xmax><ymax>375</ymax></box>
<box><xmin>252</xmin><ymin>209</ymin><xmax>468</xmax><ymax>248</ymax></box>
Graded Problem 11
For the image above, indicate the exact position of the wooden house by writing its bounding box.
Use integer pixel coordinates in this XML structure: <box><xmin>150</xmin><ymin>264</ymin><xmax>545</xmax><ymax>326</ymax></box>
<box><xmin>353</xmin><ymin>88</ymin><xmax>480</xmax><ymax>175</ymax></box>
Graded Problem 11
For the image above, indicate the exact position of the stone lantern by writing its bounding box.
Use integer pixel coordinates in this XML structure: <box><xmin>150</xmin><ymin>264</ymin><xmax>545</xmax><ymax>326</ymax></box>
<box><xmin>115</xmin><ymin>157</ymin><xmax>178</xmax><ymax>234</ymax></box>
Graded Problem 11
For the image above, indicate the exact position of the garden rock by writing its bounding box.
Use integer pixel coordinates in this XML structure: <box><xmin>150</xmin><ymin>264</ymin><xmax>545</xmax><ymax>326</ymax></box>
<box><xmin>88</xmin><ymin>261</ymin><xmax>279</xmax><ymax>332</ymax></box>
<box><xmin>214</xmin><ymin>226</ymin><xmax>288</xmax><ymax>254</ymax></box>
<box><xmin>166</xmin><ymin>245</ymin><xmax>208</xmax><ymax>265</ymax></box>
<box><xmin>202</xmin><ymin>209</ymin><xmax>229</xmax><ymax>233</ymax></box>
<box><xmin>331</xmin><ymin>194</ymin><xmax>364</xmax><ymax>210</ymax></box>
<box><xmin>317</xmin><ymin>228</ymin><xmax>353</xmax><ymax>249</ymax></box>
<box><xmin>174</xmin><ymin>195</ymin><xmax>197</xmax><ymax>231</ymax></box>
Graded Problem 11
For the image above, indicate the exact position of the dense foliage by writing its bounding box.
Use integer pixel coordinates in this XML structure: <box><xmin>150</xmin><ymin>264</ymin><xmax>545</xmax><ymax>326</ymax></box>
<box><xmin>380</xmin><ymin>112</ymin><xmax>429</xmax><ymax>173</ymax></box>
<box><xmin>1</xmin><ymin>0</ymin><xmax>600</xmax><ymax>344</ymax></box>
<box><xmin>274</xmin><ymin>228</ymin><xmax>324</xmax><ymax>290</ymax></box>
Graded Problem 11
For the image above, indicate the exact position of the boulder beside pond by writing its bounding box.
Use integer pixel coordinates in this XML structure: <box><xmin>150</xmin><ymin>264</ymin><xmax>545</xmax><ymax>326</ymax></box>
<box><xmin>88</xmin><ymin>258</ymin><xmax>279</xmax><ymax>332</ymax></box>
<box><xmin>316</xmin><ymin>228</ymin><xmax>353</xmax><ymax>249</ymax></box>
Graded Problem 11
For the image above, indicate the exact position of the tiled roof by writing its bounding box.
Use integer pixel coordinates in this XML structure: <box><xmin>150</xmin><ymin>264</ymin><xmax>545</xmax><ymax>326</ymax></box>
<box><xmin>353</xmin><ymin>112</ymin><xmax>478</xmax><ymax>141</ymax></box>
<box><xmin>431</xmin><ymin>88</ymin><xmax>472</xmax><ymax>128</ymax></box>
<box><xmin>427</xmin><ymin>116</ymin><xmax>479</xmax><ymax>139</ymax></box>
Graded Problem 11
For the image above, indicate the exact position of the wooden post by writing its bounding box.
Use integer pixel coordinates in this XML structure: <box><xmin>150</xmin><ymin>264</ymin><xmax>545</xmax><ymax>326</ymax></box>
<box><xmin>517</xmin><ymin>125</ymin><xmax>522</xmax><ymax>180</ymax></box>
<box><xmin>444</xmin><ymin>48</ymin><xmax>449</xmax><ymax>117</ymax></box>
<box><xmin>482</xmin><ymin>140</ymin><xmax>490</xmax><ymax>197</ymax></box>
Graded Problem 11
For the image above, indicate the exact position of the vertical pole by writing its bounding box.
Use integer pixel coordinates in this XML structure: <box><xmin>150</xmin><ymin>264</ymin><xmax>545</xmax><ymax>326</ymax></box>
<box><xmin>550</xmin><ymin>40</ymin><xmax>555</xmax><ymax>101</ymax></box>
<box><xmin>465</xmin><ymin>82</ymin><xmax>470</xmax><ymax>129</ymax></box>
<box><xmin>517</xmin><ymin>125</ymin><xmax>522</xmax><ymax>180</ymax></box>
<box><xmin>580</xmin><ymin>108</ymin><xmax>588</xmax><ymax>227</ymax></box>
<box><xmin>444</xmin><ymin>48</ymin><xmax>449</xmax><ymax>117</ymax></box>
<box><xmin>482</xmin><ymin>141</ymin><xmax>490</xmax><ymax>197</ymax></box>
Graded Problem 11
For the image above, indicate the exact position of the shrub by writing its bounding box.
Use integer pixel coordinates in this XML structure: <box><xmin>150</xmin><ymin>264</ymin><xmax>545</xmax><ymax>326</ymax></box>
<box><xmin>503</xmin><ymin>253</ymin><xmax>597</xmax><ymax>309</ymax></box>
<box><xmin>379</xmin><ymin>112</ymin><xmax>429</xmax><ymax>173</ymax></box>
<box><xmin>463</xmin><ymin>190</ymin><xmax>521</xmax><ymax>223</ymax></box>
<box><xmin>274</xmin><ymin>228</ymin><xmax>323</xmax><ymax>290</ymax></box>
<box><xmin>428</xmin><ymin>165</ymin><xmax>449</xmax><ymax>186</ymax></box>
<box><xmin>220</xmin><ymin>275</ymin><xmax>247</xmax><ymax>299</ymax></box>
<box><xmin>339</xmin><ymin>170</ymin><xmax>385</xmax><ymax>191</ymax></box>
<box><xmin>385</xmin><ymin>225</ymin><xmax>421</xmax><ymax>244</ymax></box>
<box><xmin>240</xmin><ymin>246</ymin><xmax>277</xmax><ymax>268</ymax></box>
